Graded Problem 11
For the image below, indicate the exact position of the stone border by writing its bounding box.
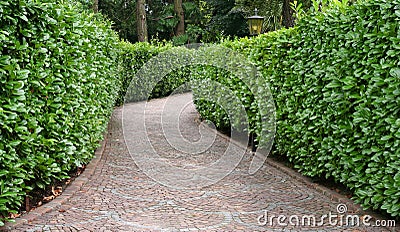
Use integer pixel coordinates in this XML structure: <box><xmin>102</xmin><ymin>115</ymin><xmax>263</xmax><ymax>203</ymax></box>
<box><xmin>1</xmin><ymin>125</ymin><xmax>109</xmax><ymax>231</ymax></box>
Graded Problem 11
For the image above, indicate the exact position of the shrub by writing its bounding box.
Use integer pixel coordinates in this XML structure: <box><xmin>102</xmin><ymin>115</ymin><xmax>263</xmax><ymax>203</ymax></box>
<box><xmin>192</xmin><ymin>0</ymin><xmax>400</xmax><ymax>217</ymax></box>
<box><xmin>191</xmin><ymin>34</ymin><xmax>288</xmax><ymax>146</ymax></box>
<box><xmin>0</xmin><ymin>0</ymin><xmax>120</xmax><ymax>224</ymax></box>
<box><xmin>117</xmin><ymin>42</ymin><xmax>190</xmax><ymax>104</ymax></box>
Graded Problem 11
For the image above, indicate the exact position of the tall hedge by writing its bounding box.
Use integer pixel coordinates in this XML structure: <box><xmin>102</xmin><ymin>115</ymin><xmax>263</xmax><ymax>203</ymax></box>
<box><xmin>0</xmin><ymin>0</ymin><xmax>121</xmax><ymax>224</ymax></box>
<box><xmin>193</xmin><ymin>0</ymin><xmax>400</xmax><ymax>217</ymax></box>
<box><xmin>117</xmin><ymin>42</ymin><xmax>190</xmax><ymax>105</ymax></box>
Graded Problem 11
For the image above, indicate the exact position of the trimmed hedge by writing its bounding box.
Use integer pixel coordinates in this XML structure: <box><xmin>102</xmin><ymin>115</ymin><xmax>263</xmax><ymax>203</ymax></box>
<box><xmin>193</xmin><ymin>0</ymin><xmax>400</xmax><ymax>217</ymax></box>
<box><xmin>191</xmin><ymin>62</ymin><xmax>265</xmax><ymax>137</ymax></box>
<box><xmin>0</xmin><ymin>0</ymin><xmax>120</xmax><ymax>224</ymax></box>
<box><xmin>117</xmin><ymin>42</ymin><xmax>190</xmax><ymax>105</ymax></box>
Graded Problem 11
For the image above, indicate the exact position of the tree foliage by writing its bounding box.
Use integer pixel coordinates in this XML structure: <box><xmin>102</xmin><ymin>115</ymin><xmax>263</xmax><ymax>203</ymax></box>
<box><xmin>205</xmin><ymin>0</ymin><xmax>248</xmax><ymax>38</ymax></box>
<box><xmin>99</xmin><ymin>0</ymin><xmax>137</xmax><ymax>42</ymax></box>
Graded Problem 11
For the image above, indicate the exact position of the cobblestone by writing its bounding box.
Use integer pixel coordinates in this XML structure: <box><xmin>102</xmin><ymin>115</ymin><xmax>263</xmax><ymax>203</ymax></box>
<box><xmin>2</xmin><ymin>93</ymin><xmax>398</xmax><ymax>231</ymax></box>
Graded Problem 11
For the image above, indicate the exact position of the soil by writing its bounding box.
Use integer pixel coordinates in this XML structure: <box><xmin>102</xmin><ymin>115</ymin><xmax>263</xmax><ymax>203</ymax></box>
<box><xmin>10</xmin><ymin>165</ymin><xmax>86</xmax><ymax>219</ymax></box>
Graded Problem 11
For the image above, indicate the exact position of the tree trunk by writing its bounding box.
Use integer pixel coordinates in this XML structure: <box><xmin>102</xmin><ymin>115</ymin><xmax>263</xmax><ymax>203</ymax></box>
<box><xmin>282</xmin><ymin>0</ymin><xmax>294</xmax><ymax>28</ymax></box>
<box><xmin>93</xmin><ymin>0</ymin><xmax>98</xmax><ymax>13</ymax></box>
<box><xmin>174</xmin><ymin>0</ymin><xmax>185</xmax><ymax>36</ymax></box>
<box><xmin>136</xmin><ymin>0</ymin><xmax>148</xmax><ymax>42</ymax></box>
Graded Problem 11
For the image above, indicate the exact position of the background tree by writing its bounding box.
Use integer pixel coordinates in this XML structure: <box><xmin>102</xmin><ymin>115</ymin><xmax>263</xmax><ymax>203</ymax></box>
<box><xmin>99</xmin><ymin>0</ymin><xmax>137</xmax><ymax>42</ymax></box>
<box><xmin>136</xmin><ymin>0</ymin><xmax>148</xmax><ymax>42</ymax></box>
<box><xmin>147</xmin><ymin>1</ymin><xmax>176</xmax><ymax>40</ymax></box>
<box><xmin>93</xmin><ymin>0</ymin><xmax>98</xmax><ymax>13</ymax></box>
<box><xmin>94</xmin><ymin>0</ymin><xmax>315</xmax><ymax>43</ymax></box>
<box><xmin>174</xmin><ymin>0</ymin><xmax>185</xmax><ymax>36</ymax></box>
<box><xmin>282</xmin><ymin>0</ymin><xmax>294</xmax><ymax>28</ymax></box>
<box><xmin>206</xmin><ymin>0</ymin><xmax>248</xmax><ymax>38</ymax></box>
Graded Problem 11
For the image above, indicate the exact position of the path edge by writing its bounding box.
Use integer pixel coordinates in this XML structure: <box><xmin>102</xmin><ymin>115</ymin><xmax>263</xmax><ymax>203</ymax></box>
<box><xmin>194</xmin><ymin>115</ymin><xmax>390</xmax><ymax>223</ymax></box>
<box><xmin>1</xmin><ymin>122</ymin><xmax>109</xmax><ymax>231</ymax></box>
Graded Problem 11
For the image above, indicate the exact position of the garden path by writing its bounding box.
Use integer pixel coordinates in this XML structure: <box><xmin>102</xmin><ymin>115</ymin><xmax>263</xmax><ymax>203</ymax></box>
<box><xmin>4</xmin><ymin>93</ymin><xmax>396</xmax><ymax>232</ymax></box>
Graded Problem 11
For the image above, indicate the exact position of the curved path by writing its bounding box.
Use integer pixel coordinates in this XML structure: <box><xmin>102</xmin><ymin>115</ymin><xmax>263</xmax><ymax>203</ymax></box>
<box><xmin>4</xmin><ymin>93</ymin><xmax>396</xmax><ymax>231</ymax></box>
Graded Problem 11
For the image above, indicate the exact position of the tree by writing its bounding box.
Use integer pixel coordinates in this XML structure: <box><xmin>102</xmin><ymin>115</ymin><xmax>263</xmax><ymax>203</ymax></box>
<box><xmin>99</xmin><ymin>0</ymin><xmax>137</xmax><ymax>42</ymax></box>
<box><xmin>136</xmin><ymin>0</ymin><xmax>148</xmax><ymax>42</ymax></box>
<box><xmin>282</xmin><ymin>0</ymin><xmax>294</xmax><ymax>28</ymax></box>
<box><xmin>93</xmin><ymin>0</ymin><xmax>98</xmax><ymax>13</ymax></box>
<box><xmin>147</xmin><ymin>1</ymin><xmax>178</xmax><ymax>41</ymax></box>
<box><xmin>206</xmin><ymin>0</ymin><xmax>248</xmax><ymax>38</ymax></box>
<box><xmin>174</xmin><ymin>0</ymin><xmax>185</xmax><ymax>36</ymax></box>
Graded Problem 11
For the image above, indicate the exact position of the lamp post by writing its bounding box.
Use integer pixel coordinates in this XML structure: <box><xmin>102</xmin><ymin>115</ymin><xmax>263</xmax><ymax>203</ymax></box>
<box><xmin>247</xmin><ymin>11</ymin><xmax>264</xmax><ymax>153</ymax></box>
<box><xmin>247</xmin><ymin>8</ymin><xmax>264</xmax><ymax>36</ymax></box>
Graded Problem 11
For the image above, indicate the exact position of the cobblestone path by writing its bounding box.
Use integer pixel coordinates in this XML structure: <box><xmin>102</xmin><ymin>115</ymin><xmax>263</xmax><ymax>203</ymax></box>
<box><xmin>5</xmin><ymin>93</ymin><xmax>397</xmax><ymax>231</ymax></box>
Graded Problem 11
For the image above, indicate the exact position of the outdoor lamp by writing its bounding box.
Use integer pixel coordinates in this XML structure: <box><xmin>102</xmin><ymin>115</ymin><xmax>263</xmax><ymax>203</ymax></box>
<box><xmin>247</xmin><ymin>8</ymin><xmax>264</xmax><ymax>35</ymax></box>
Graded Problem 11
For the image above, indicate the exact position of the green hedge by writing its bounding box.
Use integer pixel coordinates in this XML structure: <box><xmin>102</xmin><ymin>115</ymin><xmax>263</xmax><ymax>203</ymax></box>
<box><xmin>191</xmin><ymin>66</ymin><xmax>237</xmax><ymax>130</ymax></box>
<box><xmin>191</xmin><ymin>64</ymin><xmax>264</xmax><ymax>138</ymax></box>
<box><xmin>193</xmin><ymin>0</ymin><xmax>400</xmax><ymax>217</ymax></box>
<box><xmin>0</xmin><ymin>0</ymin><xmax>120</xmax><ymax>224</ymax></box>
<box><xmin>117</xmin><ymin>42</ymin><xmax>190</xmax><ymax>105</ymax></box>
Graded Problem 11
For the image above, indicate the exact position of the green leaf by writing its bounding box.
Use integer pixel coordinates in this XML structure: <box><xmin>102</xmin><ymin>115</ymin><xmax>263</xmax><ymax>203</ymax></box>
<box><xmin>390</xmin><ymin>68</ymin><xmax>400</xmax><ymax>78</ymax></box>
<box><xmin>325</xmin><ymin>81</ymin><xmax>341</xmax><ymax>88</ymax></box>
<box><xmin>381</xmin><ymin>135</ymin><xmax>392</xmax><ymax>141</ymax></box>
<box><xmin>19</xmin><ymin>15</ymin><xmax>28</xmax><ymax>22</ymax></box>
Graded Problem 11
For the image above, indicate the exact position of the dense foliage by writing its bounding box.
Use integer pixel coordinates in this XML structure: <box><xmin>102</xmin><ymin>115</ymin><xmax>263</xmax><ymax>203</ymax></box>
<box><xmin>97</xmin><ymin>0</ymin><xmax>306</xmax><ymax>43</ymax></box>
<box><xmin>193</xmin><ymin>0</ymin><xmax>400</xmax><ymax>217</ymax></box>
<box><xmin>205</xmin><ymin>0</ymin><xmax>248</xmax><ymax>38</ymax></box>
<box><xmin>191</xmin><ymin>63</ymin><xmax>268</xmax><ymax>143</ymax></box>
<box><xmin>0</xmin><ymin>0</ymin><xmax>121</xmax><ymax>224</ymax></box>
<box><xmin>98</xmin><ymin>0</ymin><xmax>137</xmax><ymax>41</ymax></box>
<box><xmin>98</xmin><ymin>0</ymin><xmax>218</xmax><ymax>43</ymax></box>
<box><xmin>117</xmin><ymin>42</ymin><xmax>190</xmax><ymax>104</ymax></box>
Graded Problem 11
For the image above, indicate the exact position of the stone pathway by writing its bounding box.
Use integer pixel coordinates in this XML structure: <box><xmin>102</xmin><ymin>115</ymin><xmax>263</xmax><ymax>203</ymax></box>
<box><xmin>3</xmin><ymin>93</ymin><xmax>397</xmax><ymax>231</ymax></box>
